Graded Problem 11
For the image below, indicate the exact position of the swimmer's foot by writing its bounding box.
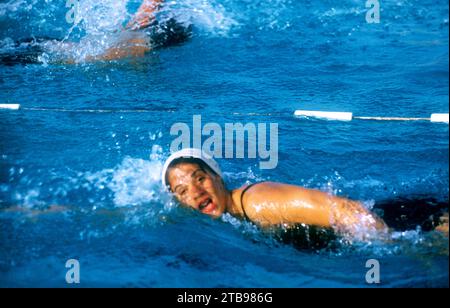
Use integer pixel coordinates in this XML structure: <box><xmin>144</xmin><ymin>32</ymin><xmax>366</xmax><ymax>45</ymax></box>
<box><xmin>435</xmin><ymin>212</ymin><xmax>449</xmax><ymax>236</ymax></box>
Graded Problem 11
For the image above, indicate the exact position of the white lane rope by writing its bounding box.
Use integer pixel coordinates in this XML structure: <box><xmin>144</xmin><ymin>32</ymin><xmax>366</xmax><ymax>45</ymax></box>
<box><xmin>294</xmin><ymin>110</ymin><xmax>449</xmax><ymax>124</ymax></box>
<box><xmin>0</xmin><ymin>104</ymin><xmax>177</xmax><ymax>113</ymax></box>
<box><xmin>1</xmin><ymin>104</ymin><xmax>448</xmax><ymax>124</ymax></box>
<box><xmin>0</xmin><ymin>104</ymin><xmax>286</xmax><ymax>116</ymax></box>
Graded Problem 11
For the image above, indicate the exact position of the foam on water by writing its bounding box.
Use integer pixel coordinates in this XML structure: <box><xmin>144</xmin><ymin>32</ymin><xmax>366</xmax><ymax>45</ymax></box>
<box><xmin>0</xmin><ymin>0</ymin><xmax>34</xmax><ymax>17</ymax></box>
<box><xmin>158</xmin><ymin>0</ymin><xmax>239</xmax><ymax>35</ymax></box>
<box><xmin>85</xmin><ymin>157</ymin><xmax>163</xmax><ymax>207</ymax></box>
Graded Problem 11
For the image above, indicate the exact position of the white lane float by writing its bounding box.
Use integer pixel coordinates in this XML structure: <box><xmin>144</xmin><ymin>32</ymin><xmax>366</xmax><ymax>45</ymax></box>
<box><xmin>294</xmin><ymin>110</ymin><xmax>449</xmax><ymax>124</ymax></box>
<box><xmin>0</xmin><ymin>104</ymin><xmax>20</xmax><ymax>110</ymax></box>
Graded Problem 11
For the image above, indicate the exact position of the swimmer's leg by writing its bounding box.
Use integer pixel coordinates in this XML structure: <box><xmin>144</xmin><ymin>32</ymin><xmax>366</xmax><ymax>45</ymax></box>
<box><xmin>372</xmin><ymin>197</ymin><xmax>449</xmax><ymax>232</ymax></box>
<box><xmin>0</xmin><ymin>45</ymin><xmax>43</xmax><ymax>65</ymax></box>
<box><xmin>0</xmin><ymin>37</ymin><xmax>59</xmax><ymax>65</ymax></box>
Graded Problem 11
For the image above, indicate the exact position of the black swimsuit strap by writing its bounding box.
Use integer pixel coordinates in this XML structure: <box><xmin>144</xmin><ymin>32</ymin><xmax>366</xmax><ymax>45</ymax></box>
<box><xmin>240</xmin><ymin>183</ymin><xmax>259</xmax><ymax>220</ymax></box>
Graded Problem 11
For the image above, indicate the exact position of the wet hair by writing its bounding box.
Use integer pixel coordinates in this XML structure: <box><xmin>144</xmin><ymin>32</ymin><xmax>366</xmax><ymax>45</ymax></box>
<box><xmin>146</xmin><ymin>18</ymin><xmax>192</xmax><ymax>49</ymax></box>
<box><xmin>164</xmin><ymin>157</ymin><xmax>221</xmax><ymax>192</ymax></box>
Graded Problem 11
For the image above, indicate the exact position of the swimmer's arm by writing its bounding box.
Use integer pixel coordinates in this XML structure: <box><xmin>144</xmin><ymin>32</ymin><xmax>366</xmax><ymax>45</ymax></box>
<box><xmin>92</xmin><ymin>0</ymin><xmax>163</xmax><ymax>61</ymax></box>
<box><xmin>435</xmin><ymin>212</ymin><xmax>449</xmax><ymax>236</ymax></box>
<box><xmin>1</xmin><ymin>205</ymin><xmax>127</xmax><ymax>220</ymax></box>
<box><xmin>2</xmin><ymin>205</ymin><xmax>70</xmax><ymax>215</ymax></box>
<box><xmin>126</xmin><ymin>0</ymin><xmax>164</xmax><ymax>30</ymax></box>
<box><xmin>243</xmin><ymin>182</ymin><xmax>387</xmax><ymax>234</ymax></box>
<box><xmin>92</xmin><ymin>35</ymin><xmax>151</xmax><ymax>61</ymax></box>
<box><xmin>88</xmin><ymin>1</ymin><xmax>163</xmax><ymax>61</ymax></box>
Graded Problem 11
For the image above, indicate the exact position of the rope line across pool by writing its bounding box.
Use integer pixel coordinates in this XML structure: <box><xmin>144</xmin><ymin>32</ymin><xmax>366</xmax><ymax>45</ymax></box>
<box><xmin>0</xmin><ymin>104</ymin><xmax>448</xmax><ymax>123</ymax></box>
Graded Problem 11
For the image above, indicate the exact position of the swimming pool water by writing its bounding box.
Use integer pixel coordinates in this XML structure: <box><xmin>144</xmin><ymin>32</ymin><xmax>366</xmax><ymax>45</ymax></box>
<box><xmin>0</xmin><ymin>0</ymin><xmax>448</xmax><ymax>287</ymax></box>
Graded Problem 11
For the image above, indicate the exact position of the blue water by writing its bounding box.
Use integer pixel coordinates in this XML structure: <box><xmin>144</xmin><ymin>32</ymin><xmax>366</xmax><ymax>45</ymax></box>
<box><xmin>0</xmin><ymin>0</ymin><xmax>448</xmax><ymax>287</ymax></box>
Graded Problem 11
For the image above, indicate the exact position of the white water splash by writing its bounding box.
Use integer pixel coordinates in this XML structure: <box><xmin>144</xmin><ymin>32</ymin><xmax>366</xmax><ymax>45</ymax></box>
<box><xmin>76</xmin><ymin>0</ymin><xmax>129</xmax><ymax>36</ymax></box>
<box><xmin>0</xmin><ymin>0</ymin><xmax>34</xmax><ymax>17</ymax></box>
<box><xmin>85</xmin><ymin>156</ymin><xmax>163</xmax><ymax>207</ymax></box>
<box><xmin>160</xmin><ymin>0</ymin><xmax>239</xmax><ymax>36</ymax></box>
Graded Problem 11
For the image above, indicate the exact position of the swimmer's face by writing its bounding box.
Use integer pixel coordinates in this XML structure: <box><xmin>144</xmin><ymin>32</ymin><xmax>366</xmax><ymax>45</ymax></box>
<box><xmin>167</xmin><ymin>162</ymin><xmax>227</xmax><ymax>218</ymax></box>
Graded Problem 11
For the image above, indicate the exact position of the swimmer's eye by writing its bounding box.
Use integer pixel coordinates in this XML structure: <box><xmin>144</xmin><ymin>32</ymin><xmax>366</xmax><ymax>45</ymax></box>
<box><xmin>175</xmin><ymin>188</ymin><xmax>187</xmax><ymax>197</ymax></box>
<box><xmin>194</xmin><ymin>171</ymin><xmax>207</xmax><ymax>183</ymax></box>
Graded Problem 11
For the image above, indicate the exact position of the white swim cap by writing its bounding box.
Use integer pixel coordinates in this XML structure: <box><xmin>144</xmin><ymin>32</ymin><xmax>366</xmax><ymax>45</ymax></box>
<box><xmin>161</xmin><ymin>148</ymin><xmax>222</xmax><ymax>190</ymax></box>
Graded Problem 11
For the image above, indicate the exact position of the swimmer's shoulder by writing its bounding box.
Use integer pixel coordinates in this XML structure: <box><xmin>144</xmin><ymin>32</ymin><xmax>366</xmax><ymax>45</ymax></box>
<box><xmin>232</xmin><ymin>181</ymin><xmax>275</xmax><ymax>204</ymax></box>
<box><xmin>232</xmin><ymin>182</ymin><xmax>322</xmax><ymax>224</ymax></box>
<box><xmin>240</xmin><ymin>182</ymin><xmax>312</xmax><ymax>204</ymax></box>
<box><xmin>230</xmin><ymin>182</ymin><xmax>283</xmax><ymax>223</ymax></box>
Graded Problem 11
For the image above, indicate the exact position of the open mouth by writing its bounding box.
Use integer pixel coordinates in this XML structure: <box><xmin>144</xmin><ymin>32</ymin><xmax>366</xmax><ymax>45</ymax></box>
<box><xmin>198</xmin><ymin>198</ymin><xmax>215</xmax><ymax>214</ymax></box>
